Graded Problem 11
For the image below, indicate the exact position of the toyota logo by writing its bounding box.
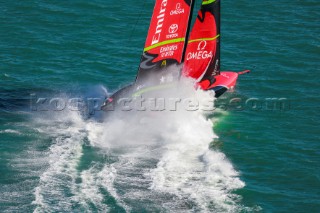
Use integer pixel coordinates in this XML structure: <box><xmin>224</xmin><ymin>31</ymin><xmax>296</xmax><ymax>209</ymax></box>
<box><xmin>169</xmin><ymin>24</ymin><xmax>179</xmax><ymax>34</ymax></box>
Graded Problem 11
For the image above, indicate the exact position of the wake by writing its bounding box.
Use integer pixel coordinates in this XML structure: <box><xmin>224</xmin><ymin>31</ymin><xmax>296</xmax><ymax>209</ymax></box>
<box><xmin>27</xmin><ymin>80</ymin><xmax>246</xmax><ymax>212</ymax></box>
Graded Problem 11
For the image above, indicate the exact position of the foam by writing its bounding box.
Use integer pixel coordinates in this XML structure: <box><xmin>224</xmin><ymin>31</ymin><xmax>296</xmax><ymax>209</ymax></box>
<box><xmin>81</xmin><ymin>77</ymin><xmax>246</xmax><ymax>212</ymax></box>
<box><xmin>31</xmin><ymin>109</ymin><xmax>86</xmax><ymax>212</ymax></box>
<box><xmin>28</xmin><ymin>76</ymin><xmax>246</xmax><ymax>212</ymax></box>
<box><xmin>0</xmin><ymin>129</ymin><xmax>22</xmax><ymax>135</ymax></box>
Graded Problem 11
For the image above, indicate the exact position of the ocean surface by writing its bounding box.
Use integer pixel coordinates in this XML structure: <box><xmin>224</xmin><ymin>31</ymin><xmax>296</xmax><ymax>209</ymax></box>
<box><xmin>1</xmin><ymin>0</ymin><xmax>319</xmax><ymax>212</ymax></box>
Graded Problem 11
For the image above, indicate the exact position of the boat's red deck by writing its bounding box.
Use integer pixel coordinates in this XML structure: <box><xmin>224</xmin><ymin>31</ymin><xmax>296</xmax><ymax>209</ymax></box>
<box><xmin>199</xmin><ymin>72</ymin><xmax>239</xmax><ymax>90</ymax></box>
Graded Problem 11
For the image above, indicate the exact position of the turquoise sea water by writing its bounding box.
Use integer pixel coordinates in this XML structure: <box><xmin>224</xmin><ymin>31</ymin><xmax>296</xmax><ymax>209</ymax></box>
<box><xmin>1</xmin><ymin>0</ymin><xmax>319</xmax><ymax>212</ymax></box>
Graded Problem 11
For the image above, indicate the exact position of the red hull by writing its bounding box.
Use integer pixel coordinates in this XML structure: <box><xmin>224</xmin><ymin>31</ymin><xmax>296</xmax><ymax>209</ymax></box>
<box><xmin>206</xmin><ymin>72</ymin><xmax>238</xmax><ymax>89</ymax></box>
<box><xmin>198</xmin><ymin>71</ymin><xmax>239</xmax><ymax>97</ymax></box>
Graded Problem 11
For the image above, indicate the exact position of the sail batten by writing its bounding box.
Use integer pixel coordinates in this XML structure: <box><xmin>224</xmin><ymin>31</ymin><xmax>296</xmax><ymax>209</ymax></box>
<box><xmin>188</xmin><ymin>34</ymin><xmax>220</xmax><ymax>44</ymax></box>
<box><xmin>202</xmin><ymin>0</ymin><xmax>217</xmax><ymax>5</ymax></box>
<box><xmin>144</xmin><ymin>37</ymin><xmax>185</xmax><ymax>52</ymax></box>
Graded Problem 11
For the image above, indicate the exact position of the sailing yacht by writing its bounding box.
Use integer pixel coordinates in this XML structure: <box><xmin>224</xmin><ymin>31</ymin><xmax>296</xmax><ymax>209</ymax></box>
<box><xmin>102</xmin><ymin>0</ymin><xmax>249</xmax><ymax>111</ymax></box>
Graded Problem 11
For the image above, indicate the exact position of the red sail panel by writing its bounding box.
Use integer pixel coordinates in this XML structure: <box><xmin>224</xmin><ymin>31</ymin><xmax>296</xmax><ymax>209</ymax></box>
<box><xmin>183</xmin><ymin>0</ymin><xmax>220</xmax><ymax>86</ymax></box>
<box><xmin>136</xmin><ymin>0</ymin><xmax>194</xmax><ymax>84</ymax></box>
